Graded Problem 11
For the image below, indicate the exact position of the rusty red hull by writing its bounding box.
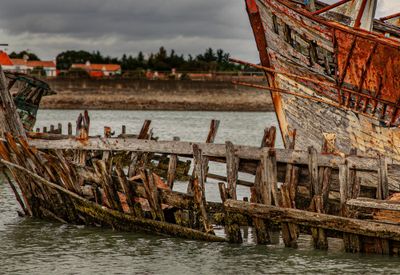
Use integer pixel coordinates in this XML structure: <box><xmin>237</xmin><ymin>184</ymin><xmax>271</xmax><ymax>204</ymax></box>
<box><xmin>246</xmin><ymin>0</ymin><xmax>400</xmax><ymax>161</ymax></box>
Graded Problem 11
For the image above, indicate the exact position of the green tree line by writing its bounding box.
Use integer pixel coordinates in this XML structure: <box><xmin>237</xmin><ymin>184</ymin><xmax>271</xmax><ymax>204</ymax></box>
<box><xmin>55</xmin><ymin>47</ymin><xmax>241</xmax><ymax>72</ymax></box>
<box><xmin>7</xmin><ymin>47</ymin><xmax>240</xmax><ymax>72</ymax></box>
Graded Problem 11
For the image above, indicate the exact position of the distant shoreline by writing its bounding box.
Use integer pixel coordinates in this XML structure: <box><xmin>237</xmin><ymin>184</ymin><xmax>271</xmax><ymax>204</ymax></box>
<box><xmin>40</xmin><ymin>79</ymin><xmax>274</xmax><ymax>112</ymax></box>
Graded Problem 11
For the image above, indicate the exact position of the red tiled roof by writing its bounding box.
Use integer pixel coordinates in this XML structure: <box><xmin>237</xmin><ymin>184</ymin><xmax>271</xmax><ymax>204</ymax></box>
<box><xmin>0</xmin><ymin>51</ymin><xmax>14</xmax><ymax>66</ymax></box>
<box><xmin>27</xmin><ymin>60</ymin><xmax>56</xmax><ymax>68</ymax></box>
<box><xmin>72</xmin><ymin>63</ymin><xmax>121</xmax><ymax>72</ymax></box>
<box><xmin>11</xmin><ymin>59</ymin><xmax>27</xmax><ymax>66</ymax></box>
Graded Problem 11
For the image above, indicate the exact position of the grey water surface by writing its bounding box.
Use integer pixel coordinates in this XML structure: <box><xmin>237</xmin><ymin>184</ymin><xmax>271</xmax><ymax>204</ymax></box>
<box><xmin>0</xmin><ymin>110</ymin><xmax>398</xmax><ymax>274</ymax></box>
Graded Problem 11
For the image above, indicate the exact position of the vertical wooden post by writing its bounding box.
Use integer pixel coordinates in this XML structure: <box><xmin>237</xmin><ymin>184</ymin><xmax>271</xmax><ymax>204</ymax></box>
<box><xmin>281</xmin><ymin>130</ymin><xmax>299</xmax><ymax>248</ymax></box>
<box><xmin>0</xmin><ymin>66</ymin><xmax>27</xmax><ymax>138</ymax></box>
<box><xmin>308</xmin><ymin>146</ymin><xmax>319</xmax><ymax>198</ymax></box>
<box><xmin>225</xmin><ymin>141</ymin><xmax>239</xmax><ymax>200</ymax></box>
<box><xmin>36</xmin><ymin>128</ymin><xmax>40</xmax><ymax>133</ymax></box>
<box><xmin>218</xmin><ymin>182</ymin><xmax>227</xmax><ymax>203</ymax></box>
<box><xmin>260</xmin><ymin>150</ymin><xmax>272</xmax><ymax>205</ymax></box>
<box><xmin>167</xmin><ymin>137</ymin><xmax>179</xmax><ymax>189</ymax></box>
<box><xmin>252</xmin><ymin>127</ymin><xmax>276</xmax><ymax>245</ymax></box>
<box><xmin>128</xmin><ymin>120</ymin><xmax>152</xmax><ymax>177</ymax></box>
<box><xmin>266</xmin><ymin>149</ymin><xmax>279</xmax><ymax>206</ymax></box>
<box><xmin>308</xmin><ymin>145</ymin><xmax>329</xmax><ymax>249</ymax></box>
<box><xmin>224</xmin><ymin>141</ymin><xmax>242</xmax><ymax>243</ymax></box>
<box><xmin>340</xmin><ymin>156</ymin><xmax>363</xmax><ymax>253</ymax></box>
<box><xmin>187</xmin><ymin>119</ymin><xmax>220</xmax><ymax>193</ymax></box>
<box><xmin>43</xmin><ymin>126</ymin><xmax>47</xmax><ymax>133</ymax></box>
<box><xmin>57</xmin><ymin>123</ymin><xmax>62</xmax><ymax>134</ymax></box>
<box><xmin>68</xmin><ymin>122</ymin><xmax>72</xmax><ymax>136</ymax></box>
<box><xmin>192</xmin><ymin>144</ymin><xmax>214</xmax><ymax>234</ymax></box>
<box><xmin>374</xmin><ymin>155</ymin><xmax>390</xmax><ymax>254</ymax></box>
<box><xmin>203</xmin><ymin>119</ymin><xmax>220</xmax><ymax>182</ymax></box>
<box><xmin>377</xmin><ymin>156</ymin><xmax>389</xmax><ymax>200</ymax></box>
<box><xmin>122</xmin><ymin>125</ymin><xmax>126</xmax><ymax>135</ymax></box>
<box><xmin>50</xmin><ymin>124</ymin><xmax>55</xmax><ymax>133</ymax></box>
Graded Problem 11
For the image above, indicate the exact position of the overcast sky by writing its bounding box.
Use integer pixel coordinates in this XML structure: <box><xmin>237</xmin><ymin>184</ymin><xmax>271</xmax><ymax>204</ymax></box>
<box><xmin>0</xmin><ymin>0</ymin><xmax>398</xmax><ymax>61</ymax></box>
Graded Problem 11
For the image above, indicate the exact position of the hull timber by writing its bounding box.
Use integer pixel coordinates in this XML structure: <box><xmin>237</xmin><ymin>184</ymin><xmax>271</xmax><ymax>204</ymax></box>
<box><xmin>246</xmin><ymin>0</ymin><xmax>400</xmax><ymax>161</ymax></box>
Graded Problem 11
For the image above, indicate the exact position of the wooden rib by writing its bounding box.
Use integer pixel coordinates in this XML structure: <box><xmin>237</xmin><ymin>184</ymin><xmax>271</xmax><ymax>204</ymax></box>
<box><xmin>233</xmin><ymin>81</ymin><xmax>392</xmax><ymax>125</ymax></box>
<box><xmin>311</xmin><ymin>0</ymin><xmax>352</xmax><ymax>16</ymax></box>
<box><xmin>354</xmin><ymin>0</ymin><xmax>369</xmax><ymax>29</ymax></box>
<box><xmin>230</xmin><ymin>58</ymin><xmax>397</xmax><ymax>110</ymax></box>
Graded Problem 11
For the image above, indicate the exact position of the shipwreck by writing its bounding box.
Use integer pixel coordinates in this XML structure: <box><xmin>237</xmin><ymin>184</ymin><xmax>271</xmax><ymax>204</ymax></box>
<box><xmin>2</xmin><ymin>0</ymin><xmax>400</xmax><ymax>257</ymax></box>
<box><xmin>233</xmin><ymin>0</ymin><xmax>400</xmax><ymax>162</ymax></box>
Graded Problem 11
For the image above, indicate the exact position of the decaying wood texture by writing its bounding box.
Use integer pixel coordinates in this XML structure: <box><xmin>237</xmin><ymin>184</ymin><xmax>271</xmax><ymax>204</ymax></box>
<box><xmin>27</xmin><ymin>138</ymin><xmax>383</xmax><ymax>171</ymax></box>
<box><xmin>2</xmin><ymin>157</ymin><xmax>225</xmax><ymax>242</ymax></box>
<box><xmin>224</xmin><ymin>199</ymin><xmax>400</xmax><ymax>241</ymax></box>
<box><xmin>167</xmin><ymin>137</ymin><xmax>180</xmax><ymax>189</ymax></box>
<box><xmin>348</xmin><ymin>197</ymin><xmax>400</xmax><ymax>211</ymax></box>
<box><xmin>128</xmin><ymin>120</ymin><xmax>152</xmax><ymax>177</ymax></box>
<box><xmin>252</xmin><ymin>127</ymin><xmax>276</xmax><ymax>244</ymax></box>
<box><xmin>0</xmin><ymin>66</ymin><xmax>26</xmax><ymax>137</ymax></box>
<box><xmin>0</xmin><ymin>106</ymin><xmax>399</xmax><ymax>255</ymax></box>
<box><xmin>187</xmin><ymin>120</ymin><xmax>220</xmax><ymax>193</ymax></box>
<box><xmin>281</xmin><ymin>132</ymin><xmax>299</xmax><ymax>248</ymax></box>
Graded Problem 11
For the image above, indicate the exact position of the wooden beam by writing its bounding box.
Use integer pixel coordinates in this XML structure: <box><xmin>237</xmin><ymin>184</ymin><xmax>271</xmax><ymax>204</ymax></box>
<box><xmin>347</xmin><ymin>197</ymin><xmax>400</xmax><ymax>211</ymax></box>
<box><xmin>224</xmin><ymin>199</ymin><xmax>400</xmax><ymax>241</ymax></box>
<box><xmin>27</xmin><ymin>138</ymin><xmax>381</xmax><ymax>172</ymax></box>
<box><xmin>311</xmin><ymin>0</ymin><xmax>352</xmax><ymax>16</ymax></box>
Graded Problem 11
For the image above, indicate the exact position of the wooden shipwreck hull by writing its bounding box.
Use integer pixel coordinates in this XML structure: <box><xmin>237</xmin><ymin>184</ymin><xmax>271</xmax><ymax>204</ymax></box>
<box><xmin>244</xmin><ymin>0</ymin><xmax>400</xmax><ymax>161</ymax></box>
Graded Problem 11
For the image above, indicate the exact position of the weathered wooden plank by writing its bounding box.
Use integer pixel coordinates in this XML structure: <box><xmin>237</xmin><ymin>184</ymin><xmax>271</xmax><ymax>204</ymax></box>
<box><xmin>128</xmin><ymin>120</ymin><xmax>152</xmax><ymax>177</ymax></box>
<box><xmin>1</xmin><ymin>158</ymin><xmax>225</xmax><ymax>242</ymax></box>
<box><xmin>192</xmin><ymin>144</ymin><xmax>214</xmax><ymax>234</ymax></box>
<box><xmin>28</xmin><ymin>138</ymin><xmax>381</xmax><ymax>171</ymax></box>
<box><xmin>347</xmin><ymin>197</ymin><xmax>400</xmax><ymax>211</ymax></box>
<box><xmin>115</xmin><ymin>164</ymin><xmax>135</xmax><ymax>214</ymax></box>
<box><xmin>0</xmin><ymin>66</ymin><xmax>26</xmax><ymax>137</ymax></box>
<box><xmin>377</xmin><ymin>156</ymin><xmax>389</xmax><ymax>200</ymax></box>
<box><xmin>167</xmin><ymin>137</ymin><xmax>180</xmax><ymax>189</ymax></box>
<box><xmin>218</xmin><ymin>182</ymin><xmax>227</xmax><ymax>203</ymax></box>
<box><xmin>93</xmin><ymin>160</ymin><xmax>123</xmax><ymax>212</ymax></box>
<box><xmin>252</xmin><ymin>127</ymin><xmax>276</xmax><ymax>244</ymax></box>
<box><xmin>224</xmin><ymin>199</ymin><xmax>400</xmax><ymax>241</ymax></box>
<box><xmin>226</xmin><ymin>141</ymin><xmax>239</xmax><ymax>200</ymax></box>
<box><xmin>141</xmin><ymin>169</ymin><xmax>165</xmax><ymax>221</ymax></box>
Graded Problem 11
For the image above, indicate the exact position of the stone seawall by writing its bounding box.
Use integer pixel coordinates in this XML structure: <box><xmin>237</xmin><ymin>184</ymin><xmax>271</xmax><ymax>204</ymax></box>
<box><xmin>40</xmin><ymin>79</ymin><xmax>273</xmax><ymax>111</ymax></box>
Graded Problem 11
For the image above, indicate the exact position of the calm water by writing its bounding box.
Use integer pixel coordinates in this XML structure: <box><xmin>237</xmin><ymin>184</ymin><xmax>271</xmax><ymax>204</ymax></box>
<box><xmin>0</xmin><ymin>110</ymin><xmax>399</xmax><ymax>274</ymax></box>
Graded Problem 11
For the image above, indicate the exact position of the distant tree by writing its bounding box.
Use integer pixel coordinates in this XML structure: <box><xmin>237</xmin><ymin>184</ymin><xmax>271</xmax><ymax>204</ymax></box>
<box><xmin>9</xmin><ymin>51</ymin><xmax>40</xmax><ymax>61</ymax></box>
<box><xmin>56</xmin><ymin>50</ymin><xmax>94</xmax><ymax>70</ymax></box>
<box><xmin>55</xmin><ymin>47</ymin><xmax>241</xmax><ymax>73</ymax></box>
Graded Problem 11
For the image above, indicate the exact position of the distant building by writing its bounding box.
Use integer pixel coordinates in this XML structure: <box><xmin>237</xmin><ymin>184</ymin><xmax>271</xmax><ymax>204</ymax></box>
<box><xmin>0</xmin><ymin>51</ymin><xmax>57</xmax><ymax>77</ymax></box>
<box><xmin>0</xmin><ymin>51</ymin><xmax>15</xmax><ymax>71</ymax></box>
<box><xmin>10</xmin><ymin>57</ymin><xmax>57</xmax><ymax>77</ymax></box>
<box><xmin>26</xmin><ymin>60</ymin><xmax>57</xmax><ymax>77</ymax></box>
<box><xmin>10</xmin><ymin>58</ymin><xmax>29</xmax><ymax>73</ymax></box>
<box><xmin>71</xmin><ymin>61</ymin><xmax>121</xmax><ymax>77</ymax></box>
